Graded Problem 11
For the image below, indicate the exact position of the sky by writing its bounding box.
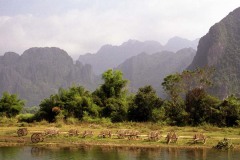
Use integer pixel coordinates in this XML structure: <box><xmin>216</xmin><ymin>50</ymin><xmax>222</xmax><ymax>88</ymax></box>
<box><xmin>0</xmin><ymin>0</ymin><xmax>240</xmax><ymax>59</ymax></box>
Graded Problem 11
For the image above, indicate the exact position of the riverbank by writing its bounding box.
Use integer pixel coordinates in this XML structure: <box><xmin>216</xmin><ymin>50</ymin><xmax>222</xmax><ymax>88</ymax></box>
<box><xmin>0</xmin><ymin>122</ymin><xmax>240</xmax><ymax>150</ymax></box>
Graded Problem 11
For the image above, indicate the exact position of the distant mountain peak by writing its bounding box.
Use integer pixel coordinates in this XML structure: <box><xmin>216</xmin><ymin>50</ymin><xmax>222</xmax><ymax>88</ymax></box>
<box><xmin>22</xmin><ymin>47</ymin><xmax>68</xmax><ymax>56</ymax></box>
<box><xmin>165</xmin><ymin>37</ymin><xmax>199</xmax><ymax>52</ymax></box>
<box><xmin>78</xmin><ymin>37</ymin><xmax>198</xmax><ymax>75</ymax></box>
<box><xmin>167</xmin><ymin>36</ymin><xmax>188</xmax><ymax>41</ymax></box>
<box><xmin>78</xmin><ymin>39</ymin><xmax>164</xmax><ymax>74</ymax></box>
<box><xmin>123</xmin><ymin>39</ymin><xmax>140</xmax><ymax>45</ymax></box>
<box><xmin>3</xmin><ymin>52</ymin><xmax>20</xmax><ymax>59</ymax></box>
<box><xmin>98</xmin><ymin>44</ymin><xmax>115</xmax><ymax>52</ymax></box>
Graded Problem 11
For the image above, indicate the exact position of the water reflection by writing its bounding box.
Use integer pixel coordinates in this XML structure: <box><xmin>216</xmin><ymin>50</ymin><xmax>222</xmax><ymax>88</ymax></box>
<box><xmin>0</xmin><ymin>145</ymin><xmax>240</xmax><ymax>160</ymax></box>
<box><xmin>0</xmin><ymin>146</ymin><xmax>21</xmax><ymax>160</ymax></box>
<box><xmin>184</xmin><ymin>148</ymin><xmax>206</xmax><ymax>160</ymax></box>
<box><xmin>31</xmin><ymin>147</ymin><xmax>45</xmax><ymax>157</ymax></box>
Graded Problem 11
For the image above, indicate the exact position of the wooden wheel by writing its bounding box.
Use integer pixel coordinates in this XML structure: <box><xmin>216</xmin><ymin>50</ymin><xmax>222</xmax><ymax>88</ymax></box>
<box><xmin>17</xmin><ymin>129</ymin><xmax>24</xmax><ymax>137</ymax></box>
<box><xmin>31</xmin><ymin>133</ymin><xmax>44</xmax><ymax>143</ymax></box>
<box><xmin>17</xmin><ymin>128</ymin><xmax>28</xmax><ymax>137</ymax></box>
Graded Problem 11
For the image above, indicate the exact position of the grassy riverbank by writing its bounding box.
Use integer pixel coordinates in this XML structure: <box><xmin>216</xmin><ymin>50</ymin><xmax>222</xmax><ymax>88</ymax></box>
<box><xmin>0</xmin><ymin>120</ymin><xmax>240</xmax><ymax>149</ymax></box>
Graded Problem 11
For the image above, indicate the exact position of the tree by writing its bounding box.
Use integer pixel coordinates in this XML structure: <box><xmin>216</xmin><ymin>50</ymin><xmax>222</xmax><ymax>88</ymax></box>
<box><xmin>162</xmin><ymin>73</ymin><xmax>188</xmax><ymax>125</ymax></box>
<box><xmin>185</xmin><ymin>88</ymin><xmax>221</xmax><ymax>125</ymax></box>
<box><xmin>104</xmin><ymin>98</ymin><xmax>128</xmax><ymax>122</ymax></box>
<box><xmin>162</xmin><ymin>73</ymin><xmax>183</xmax><ymax>102</ymax></box>
<box><xmin>162</xmin><ymin>68</ymin><xmax>214</xmax><ymax>102</ymax></box>
<box><xmin>37</xmin><ymin>86</ymin><xmax>99</xmax><ymax>122</ymax></box>
<box><xmin>0</xmin><ymin>92</ymin><xmax>25</xmax><ymax>117</ymax></box>
<box><xmin>181</xmin><ymin>68</ymin><xmax>214</xmax><ymax>91</ymax></box>
<box><xmin>163</xmin><ymin>99</ymin><xmax>188</xmax><ymax>126</ymax></box>
<box><xmin>128</xmin><ymin>85</ymin><xmax>163</xmax><ymax>122</ymax></box>
<box><xmin>219</xmin><ymin>95</ymin><xmax>240</xmax><ymax>126</ymax></box>
<box><xmin>162</xmin><ymin>68</ymin><xmax>214</xmax><ymax>126</ymax></box>
<box><xmin>37</xmin><ymin>94</ymin><xmax>59</xmax><ymax>122</ymax></box>
<box><xmin>94</xmin><ymin>69</ymin><xmax>128</xmax><ymax>100</ymax></box>
<box><xmin>93</xmin><ymin>69</ymin><xmax>128</xmax><ymax>122</ymax></box>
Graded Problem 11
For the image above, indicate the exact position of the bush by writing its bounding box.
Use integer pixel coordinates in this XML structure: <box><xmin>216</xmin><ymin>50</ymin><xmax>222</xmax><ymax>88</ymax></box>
<box><xmin>37</xmin><ymin>120</ymin><xmax>49</xmax><ymax>126</ymax></box>
<box><xmin>151</xmin><ymin>107</ymin><xmax>166</xmax><ymax>122</ymax></box>
<box><xmin>199</xmin><ymin>123</ymin><xmax>222</xmax><ymax>132</ymax></box>
<box><xmin>0</xmin><ymin>116</ymin><xmax>18</xmax><ymax>126</ymax></box>
<box><xmin>213</xmin><ymin>138</ymin><xmax>234</xmax><ymax>150</ymax></box>
<box><xmin>0</xmin><ymin>92</ymin><xmax>25</xmax><ymax>118</ymax></box>
<box><xmin>17</xmin><ymin>113</ymin><xmax>35</xmax><ymax>123</ymax></box>
<box><xmin>65</xmin><ymin>117</ymin><xmax>79</xmax><ymax>125</ymax></box>
<box><xmin>82</xmin><ymin>112</ymin><xmax>112</xmax><ymax>124</ymax></box>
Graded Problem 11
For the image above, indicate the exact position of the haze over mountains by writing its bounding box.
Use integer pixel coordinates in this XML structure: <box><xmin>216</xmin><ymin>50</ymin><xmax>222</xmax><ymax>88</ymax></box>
<box><xmin>2</xmin><ymin>6</ymin><xmax>240</xmax><ymax>107</ymax></box>
<box><xmin>78</xmin><ymin>37</ymin><xmax>199</xmax><ymax>75</ymax></box>
<box><xmin>116</xmin><ymin>48</ymin><xmax>196</xmax><ymax>96</ymax></box>
<box><xmin>0</xmin><ymin>37</ymin><xmax>197</xmax><ymax>106</ymax></box>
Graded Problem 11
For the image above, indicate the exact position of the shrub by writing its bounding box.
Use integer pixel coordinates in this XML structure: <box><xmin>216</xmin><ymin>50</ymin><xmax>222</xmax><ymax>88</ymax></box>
<box><xmin>37</xmin><ymin>120</ymin><xmax>49</xmax><ymax>126</ymax></box>
<box><xmin>213</xmin><ymin>138</ymin><xmax>234</xmax><ymax>150</ymax></box>
<box><xmin>82</xmin><ymin>112</ymin><xmax>112</xmax><ymax>124</ymax></box>
<box><xmin>0</xmin><ymin>116</ymin><xmax>18</xmax><ymax>126</ymax></box>
<box><xmin>17</xmin><ymin>113</ymin><xmax>35</xmax><ymax>123</ymax></box>
<box><xmin>65</xmin><ymin>117</ymin><xmax>79</xmax><ymax>125</ymax></box>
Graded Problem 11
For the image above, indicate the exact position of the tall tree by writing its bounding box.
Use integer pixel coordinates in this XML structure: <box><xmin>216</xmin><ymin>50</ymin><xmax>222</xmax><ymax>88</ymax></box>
<box><xmin>0</xmin><ymin>92</ymin><xmax>25</xmax><ymax>117</ymax></box>
<box><xmin>93</xmin><ymin>69</ymin><xmax>128</xmax><ymax>122</ymax></box>
<box><xmin>162</xmin><ymin>67</ymin><xmax>214</xmax><ymax>125</ymax></box>
<box><xmin>162</xmin><ymin>73</ymin><xmax>183</xmax><ymax>102</ymax></box>
<box><xmin>185</xmin><ymin>88</ymin><xmax>221</xmax><ymax>125</ymax></box>
<box><xmin>162</xmin><ymin>67</ymin><xmax>214</xmax><ymax>102</ymax></box>
<box><xmin>219</xmin><ymin>95</ymin><xmax>240</xmax><ymax>126</ymax></box>
<box><xmin>128</xmin><ymin>85</ymin><xmax>163</xmax><ymax>122</ymax></box>
<box><xmin>95</xmin><ymin>69</ymin><xmax>128</xmax><ymax>99</ymax></box>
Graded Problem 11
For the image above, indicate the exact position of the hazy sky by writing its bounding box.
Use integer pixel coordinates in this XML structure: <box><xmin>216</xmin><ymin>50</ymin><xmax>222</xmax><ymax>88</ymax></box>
<box><xmin>1</xmin><ymin>0</ymin><xmax>240</xmax><ymax>59</ymax></box>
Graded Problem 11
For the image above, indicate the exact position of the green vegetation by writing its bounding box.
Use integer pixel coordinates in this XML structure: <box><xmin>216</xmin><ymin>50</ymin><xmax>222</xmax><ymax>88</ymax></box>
<box><xmin>128</xmin><ymin>85</ymin><xmax>163</xmax><ymax>122</ymax></box>
<box><xmin>0</xmin><ymin>92</ymin><xmax>25</xmax><ymax>118</ymax></box>
<box><xmin>1</xmin><ymin>68</ymin><xmax>240</xmax><ymax>128</ymax></box>
<box><xmin>213</xmin><ymin>138</ymin><xmax>234</xmax><ymax>150</ymax></box>
<box><xmin>93</xmin><ymin>69</ymin><xmax>128</xmax><ymax>122</ymax></box>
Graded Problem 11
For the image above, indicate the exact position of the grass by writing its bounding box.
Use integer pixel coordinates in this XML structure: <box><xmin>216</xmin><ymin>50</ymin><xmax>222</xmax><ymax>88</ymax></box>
<box><xmin>0</xmin><ymin>119</ymin><xmax>240</xmax><ymax>149</ymax></box>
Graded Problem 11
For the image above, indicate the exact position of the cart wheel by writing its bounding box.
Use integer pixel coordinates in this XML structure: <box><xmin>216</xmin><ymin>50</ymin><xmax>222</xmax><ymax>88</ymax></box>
<box><xmin>31</xmin><ymin>133</ymin><xmax>43</xmax><ymax>143</ymax></box>
<box><xmin>17</xmin><ymin>128</ymin><xmax>28</xmax><ymax>137</ymax></box>
<box><xmin>17</xmin><ymin>129</ymin><xmax>24</xmax><ymax>137</ymax></box>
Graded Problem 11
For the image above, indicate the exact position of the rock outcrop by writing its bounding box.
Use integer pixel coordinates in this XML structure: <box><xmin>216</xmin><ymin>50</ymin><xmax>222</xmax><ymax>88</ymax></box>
<box><xmin>188</xmin><ymin>7</ymin><xmax>240</xmax><ymax>98</ymax></box>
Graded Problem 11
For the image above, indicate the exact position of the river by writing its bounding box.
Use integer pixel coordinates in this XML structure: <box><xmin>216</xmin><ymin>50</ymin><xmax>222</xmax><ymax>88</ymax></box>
<box><xmin>0</xmin><ymin>146</ymin><xmax>239</xmax><ymax>160</ymax></box>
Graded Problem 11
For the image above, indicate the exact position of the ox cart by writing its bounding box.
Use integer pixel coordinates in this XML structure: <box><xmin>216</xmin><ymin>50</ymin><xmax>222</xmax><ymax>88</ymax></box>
<box><xmin>31</xmin><ymin>128</ymin><xmax>59</xmax><ymax>143</ymax></box>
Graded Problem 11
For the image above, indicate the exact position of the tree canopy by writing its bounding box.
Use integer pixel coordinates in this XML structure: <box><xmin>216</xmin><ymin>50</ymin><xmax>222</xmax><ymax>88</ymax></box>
<box><xmin>93</xmin><ymin>69</ymin><xmax>128</xmax><ymax>122</ymax></box>
<box><xmin>128</xmin><ymin>85</ymin><xmax>163</xmax><ymax>122</ymax></box>
<box><xmin>0</xmin><ymin>92</ymin><xmax>25</xmax><ymax>117</ymax></box>
<box><xmin>37</xmin><ymin>86</ymin><xmax>99</xmax><ymax>122</ymax></box>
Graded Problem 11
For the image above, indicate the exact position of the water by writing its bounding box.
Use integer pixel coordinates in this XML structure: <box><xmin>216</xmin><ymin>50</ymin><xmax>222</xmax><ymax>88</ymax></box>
<box><xmin>0</xmin><ymin>146</ymin><xmax>239</xmax><ymax>160</ymax></box>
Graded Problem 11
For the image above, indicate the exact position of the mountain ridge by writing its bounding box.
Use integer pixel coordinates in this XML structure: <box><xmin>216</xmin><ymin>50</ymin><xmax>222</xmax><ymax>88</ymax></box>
<box><xmin>78</xmin><ymin>37</ymin><xmax>199</xmax><ymax>75</ymax></box>
<box><xmin>0</xmin><ymin>47</ymin><xmax>98</xmax><ymax>107</ymax></box>
<box><xmin>116</xmin><ymin>48</ymin><xmax>196</xmax><ymax>96</ymax></box>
